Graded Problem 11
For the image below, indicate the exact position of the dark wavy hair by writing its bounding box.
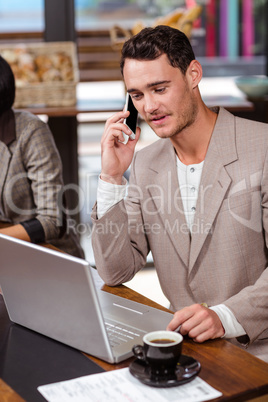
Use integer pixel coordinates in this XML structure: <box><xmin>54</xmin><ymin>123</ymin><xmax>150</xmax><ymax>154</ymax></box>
<box><xmin>120</xmin><ymin>25</ymin><xmax>195</xmax><ymax>76</ymax></box>
<box><xmin>0</xmin><ymin>55</ymin><xmax>15</xmax><ymax>114</ymax></box>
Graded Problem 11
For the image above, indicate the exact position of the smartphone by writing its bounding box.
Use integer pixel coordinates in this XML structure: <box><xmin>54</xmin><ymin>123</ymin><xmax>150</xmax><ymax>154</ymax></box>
<box><xmin>123</xmin><ymin>93</ymin><xmax>138</xmax><ymax>142</ymax></box>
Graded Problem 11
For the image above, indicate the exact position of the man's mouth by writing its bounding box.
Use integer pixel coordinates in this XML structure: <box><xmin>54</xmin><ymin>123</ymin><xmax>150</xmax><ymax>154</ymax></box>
<box><xmin>151</xmin><ymin>115</ymin><xmax>168</xmax><ymax>125</ymax></box>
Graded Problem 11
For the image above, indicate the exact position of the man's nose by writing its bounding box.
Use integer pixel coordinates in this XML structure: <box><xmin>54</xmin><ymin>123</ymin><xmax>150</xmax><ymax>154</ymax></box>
<box><xmin>143</xmin><ymin>95</ymin><xmax>158</xmax><ymax>114</ymax></box>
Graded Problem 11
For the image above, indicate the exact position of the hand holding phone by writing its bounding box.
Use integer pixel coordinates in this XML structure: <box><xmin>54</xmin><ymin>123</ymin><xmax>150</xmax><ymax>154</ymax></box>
<box><xmin>123</xmin><ymin>93</ymin><xmax>138</xmax><ymax>143</ymax></box>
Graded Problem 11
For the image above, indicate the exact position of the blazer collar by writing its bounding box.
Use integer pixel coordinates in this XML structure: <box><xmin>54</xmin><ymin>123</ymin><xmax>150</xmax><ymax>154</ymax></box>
<box><xmin>0</xmin><ymin>108</ymin><xmax>16</xmax><ymax>146</ymax></box>
<box><xmin>206</xmin><ymin>107</ymin><xmax>238</xmax><ymax>166</ymax></box>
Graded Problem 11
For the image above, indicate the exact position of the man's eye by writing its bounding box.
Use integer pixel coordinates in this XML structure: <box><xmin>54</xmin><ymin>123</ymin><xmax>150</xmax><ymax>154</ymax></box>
<box><xmin>132</xmin><ymin>94</ymin><xmax>142</xmax><ymax>100</ymax></box>
<box><xmin>155</xmin><ymin>87</ymin><xmax>165</xmax><ymax>93</ymax></box>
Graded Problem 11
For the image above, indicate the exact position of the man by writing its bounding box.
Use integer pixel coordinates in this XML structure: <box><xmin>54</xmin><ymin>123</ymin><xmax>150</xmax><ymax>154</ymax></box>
<box><xmin>91</xmin><ymin>26</ymin><xmax>268</xmax><ymax>362</ymax></box>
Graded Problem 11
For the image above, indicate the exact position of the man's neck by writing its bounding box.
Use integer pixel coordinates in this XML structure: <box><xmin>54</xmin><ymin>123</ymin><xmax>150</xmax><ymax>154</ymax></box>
<box><xmin>171</xmin><ymin>107</ymin><xmax>217</xmax><ymax>166</ymax></box>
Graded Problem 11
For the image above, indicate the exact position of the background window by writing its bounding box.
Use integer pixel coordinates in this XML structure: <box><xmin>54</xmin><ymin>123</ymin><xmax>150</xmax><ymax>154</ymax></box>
<box><xmin>0</xmin><ymin>0</ymin><xmax>44</xmax><ymax>32</ymax></box>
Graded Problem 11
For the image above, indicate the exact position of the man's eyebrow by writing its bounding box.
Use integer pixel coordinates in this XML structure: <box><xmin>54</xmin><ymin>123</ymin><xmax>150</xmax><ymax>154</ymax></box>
<box><xmin>147</xmin><ymin>80</ymin><xmax>171</xmax><ymax>88</ymax></box>
<box><xmin>127</xmin><ymin>80</ymin><xmax>171</xmax><ymax>93</ymax></box>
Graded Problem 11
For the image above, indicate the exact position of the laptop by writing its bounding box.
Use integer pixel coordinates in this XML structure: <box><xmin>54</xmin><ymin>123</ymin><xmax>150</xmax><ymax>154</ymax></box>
<box><xmin>0</xmin><ymin>234</ymin><xmax>173</xmax><ymax>363</ymax></box>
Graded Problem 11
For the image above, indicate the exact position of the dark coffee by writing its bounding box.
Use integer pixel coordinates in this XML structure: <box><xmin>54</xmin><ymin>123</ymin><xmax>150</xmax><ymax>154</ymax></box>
<box><xmin>133</xmin><ymin>331</ymin><xmax>183</xmax><ymax>380</ymax></box>
<box><xmin>151</xmin><ymin>339</ymin><xmax>176</xmax><ymax>344</ymax></box>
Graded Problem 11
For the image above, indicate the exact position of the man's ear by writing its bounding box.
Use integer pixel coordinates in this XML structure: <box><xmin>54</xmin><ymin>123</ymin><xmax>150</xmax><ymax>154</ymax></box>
<box><xmin>187</xmin><ymin>60</ymin><xmax>202</xmax><ymax>89</ymax></box>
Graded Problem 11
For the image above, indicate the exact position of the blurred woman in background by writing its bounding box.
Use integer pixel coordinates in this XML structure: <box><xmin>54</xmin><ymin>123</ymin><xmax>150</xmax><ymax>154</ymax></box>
<box><xmin>0</xmin><ymin>55</ymin><xmax>84</xmax><ymax>258</ymax></box>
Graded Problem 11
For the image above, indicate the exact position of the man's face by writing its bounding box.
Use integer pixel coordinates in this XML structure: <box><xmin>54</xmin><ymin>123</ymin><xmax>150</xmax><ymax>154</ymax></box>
<box><xmin>123</xmin><ymin>54</ymin><xmax>198</xmax><ymax>140</ymax></box>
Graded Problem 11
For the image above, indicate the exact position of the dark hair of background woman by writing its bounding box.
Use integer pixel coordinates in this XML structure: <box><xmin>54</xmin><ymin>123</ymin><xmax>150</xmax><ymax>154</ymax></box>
<box><xmin>0</xmin><ymin>55</ymin><xmax>15</xmax><ymax>114</ymax></box>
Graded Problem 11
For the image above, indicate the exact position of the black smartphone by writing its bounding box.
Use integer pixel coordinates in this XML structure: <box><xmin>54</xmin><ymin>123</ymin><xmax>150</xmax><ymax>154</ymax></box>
<box><xmin>123</xmin><ymin>93</ymin><xmax>138</xmax><ymax>141</ymax></box>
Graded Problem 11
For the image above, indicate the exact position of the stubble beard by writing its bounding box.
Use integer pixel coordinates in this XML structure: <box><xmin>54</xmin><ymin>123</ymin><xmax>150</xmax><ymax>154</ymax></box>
<box><xmin>149</xmin><ymin>101</ymin><xmax>198</xmax><ymax>140</ymax></box>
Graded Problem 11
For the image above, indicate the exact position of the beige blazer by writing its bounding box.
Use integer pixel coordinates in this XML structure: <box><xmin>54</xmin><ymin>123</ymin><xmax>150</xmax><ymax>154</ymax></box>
<box><xmin>92</xmin><ymin>107</ymin><xmax>268</xmax><ymax>361</ymax></box>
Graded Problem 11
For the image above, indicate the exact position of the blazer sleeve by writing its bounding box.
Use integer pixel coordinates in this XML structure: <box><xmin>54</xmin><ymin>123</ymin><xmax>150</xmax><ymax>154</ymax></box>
<box><xmin>91</xmin><ymin>153</ymin><xmax>149</xmax><ymax>286</ymax></box>
<box><xmin>224</xmin><ymin>146</ymin><xmax>268</xmax><ymax>344</ymax></box>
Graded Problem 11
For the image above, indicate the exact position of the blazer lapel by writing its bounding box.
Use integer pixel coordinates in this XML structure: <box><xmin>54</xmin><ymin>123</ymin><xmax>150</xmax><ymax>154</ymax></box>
<box><xmin>189</xmin><ymin>108</ymin><xmax>238</xmax><ymax>271</ymax></box>
<box><xmin>147</xmin><ymin>141</ymin><xmax>191</xmax><ymax>268</ymax></box>
<box><xmin>0</xmin><ymin>142</ymin><xmax>12</xmax><ymax>205</ymax></box>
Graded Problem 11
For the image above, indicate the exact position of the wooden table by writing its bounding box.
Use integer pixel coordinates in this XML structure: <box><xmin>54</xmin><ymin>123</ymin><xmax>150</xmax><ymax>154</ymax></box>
<box><xmin>91</xmin><ymin>279</ymin><xmax>268</xmax><ymax>402</ymax></box>
<box><xmin>0</xmin><ymin>267</ymin><xmax>268</xmax><ymax>401</ymax></box>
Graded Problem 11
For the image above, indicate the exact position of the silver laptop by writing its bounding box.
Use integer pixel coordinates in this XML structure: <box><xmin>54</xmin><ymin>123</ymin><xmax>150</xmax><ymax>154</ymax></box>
<box><xmin>0</xmin><ymin>234</ymin><xmax>173</xmax><ymax>363</ymax></box>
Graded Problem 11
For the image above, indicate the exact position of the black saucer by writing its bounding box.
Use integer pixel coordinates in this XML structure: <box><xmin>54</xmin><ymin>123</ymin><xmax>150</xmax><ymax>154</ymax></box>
<box><xmin>129</xmin><ymin>354</ymin><xmax>201</xmax><ymax>388</ymax></box>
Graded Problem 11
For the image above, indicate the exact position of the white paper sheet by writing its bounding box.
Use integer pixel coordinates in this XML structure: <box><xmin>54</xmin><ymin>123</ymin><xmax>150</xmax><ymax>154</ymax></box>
<box><xmin>38</xmin><ymin>368</ymin><xmax>222</xmax><ymax>402</ymax></box>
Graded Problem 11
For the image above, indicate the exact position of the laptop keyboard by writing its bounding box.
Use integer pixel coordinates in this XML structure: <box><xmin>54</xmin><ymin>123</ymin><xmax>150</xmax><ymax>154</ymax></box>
<box><xmin>105</xmin><ymin>319</ymin><xmax>146</xmax><ymax>347</ymax></box>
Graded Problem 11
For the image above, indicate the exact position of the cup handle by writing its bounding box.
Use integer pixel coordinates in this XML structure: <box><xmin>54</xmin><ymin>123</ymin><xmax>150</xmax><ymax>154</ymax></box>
<box><xmin>132</xmin><ymin>344</ymin><xmax>146</xmax><ymax>361</ymax></box>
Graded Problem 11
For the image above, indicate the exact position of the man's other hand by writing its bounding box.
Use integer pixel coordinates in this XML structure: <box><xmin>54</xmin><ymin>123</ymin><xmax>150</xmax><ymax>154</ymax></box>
<box><xmin>166</xmin><ymin>303</ymin><xmax>225</xmax><ymax>342</ymax></box>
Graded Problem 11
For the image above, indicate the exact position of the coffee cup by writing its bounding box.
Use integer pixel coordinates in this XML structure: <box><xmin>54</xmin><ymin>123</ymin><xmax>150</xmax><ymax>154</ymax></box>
<box><xmin>132</xmin><ymin>330</ymin><xmax>183</xmax><ymax>380</ymax></box>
